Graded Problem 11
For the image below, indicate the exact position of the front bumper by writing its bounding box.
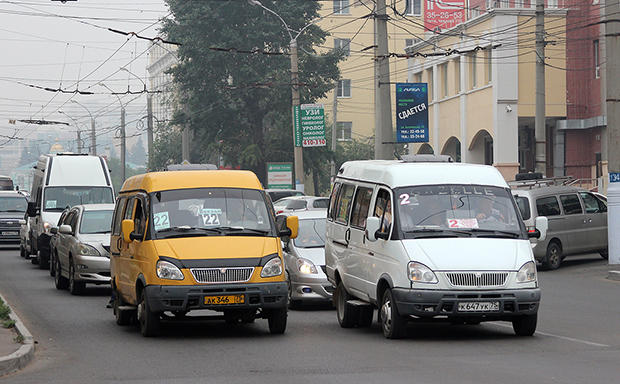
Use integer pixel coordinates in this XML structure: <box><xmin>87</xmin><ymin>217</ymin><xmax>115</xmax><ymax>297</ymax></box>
<box><xmin>392</xmin><ymin>287</ymin><xmax>541</xmax><ymax>319</ymax></box>
<box><xmin>289</xmin><ymin>273</ymin><xmax>334</xmax><ymax>302</ymax></box>
<box><xmin>145</xmin><ymin>282</ymin><xmax>288</xmax><ymax>313</ymax></box>
<box><xmin>74</xmin><ymin>255</ymin><xmax>111</xmax><ymax>284</ymax></box>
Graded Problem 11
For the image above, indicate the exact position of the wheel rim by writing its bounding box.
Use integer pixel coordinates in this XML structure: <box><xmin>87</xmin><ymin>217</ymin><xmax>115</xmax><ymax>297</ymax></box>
<box><xmin>381</xmin><ymin>296</ymin><xmax>392</xmax><ymax>334</ymax></box>
<box><xmin>549</xmin><ymin>246</ymin><xmax>560</xmax><ymax>266</ymax></box>
<box><xmin>137</xmin><ymin>293</ymin><xmax>145</xmax><ymax>327</ymax></box>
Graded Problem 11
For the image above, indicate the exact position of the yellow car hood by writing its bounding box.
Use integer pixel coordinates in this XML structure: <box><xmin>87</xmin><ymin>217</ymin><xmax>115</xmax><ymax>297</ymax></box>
<box><xmin>153</xmin><ymin>236</ymin><xmax>279</xmax><ymax>261</ymax></box>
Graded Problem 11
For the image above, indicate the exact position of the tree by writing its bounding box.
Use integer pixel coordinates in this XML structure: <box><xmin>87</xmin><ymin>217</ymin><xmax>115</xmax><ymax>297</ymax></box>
<box><xmin>128</xmin><ymin>135</ymin><xmax>147</xmax><ymax>167</ymax></box>
<box><xmin>162</xmin><ymin>0</ymin><xmax>342</xmax><ymax>182</ymax></box>
<box><xmin>106</xmin><ymin>157</ymin><xmax>146</xmax><ymax>192</ymax></box>
<box><xmin>149</xmin><ymin>124</ymin><xmax>182</xmax><ymax>171</ymax></box>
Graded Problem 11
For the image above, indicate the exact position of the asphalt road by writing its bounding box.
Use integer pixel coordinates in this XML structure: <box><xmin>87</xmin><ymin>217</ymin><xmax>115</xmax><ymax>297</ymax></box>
<box><xmin>1</xmin><ymin>248</ymin><xmax>619</xmax><ymax>384</ymax></box>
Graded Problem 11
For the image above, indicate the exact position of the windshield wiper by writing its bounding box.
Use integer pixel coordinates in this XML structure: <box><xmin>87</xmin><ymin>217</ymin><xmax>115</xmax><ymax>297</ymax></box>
<box><xmin>44</xmin><ymin>208</ymin><xmax>66</xmax><ymax>212</ymax></box>
<box><xmin>468</xmin><ymin>229</ymin><xmax>521</xmax><ymax>238</ymax></box>
<box><xmin>215</xmin><ymin>227</ymin><xmax>270</xmax><ymax>236</ymax></box>
<box><xmin>158</xmin><ymin>226</ymin><xmax>224</xmax><ymax>234</ymax></box>
<box><xmin>1</xmin><ymin>210</ymin><xmax>25</xmax><ymax>213</ymax></box>
<box><xmin>297</xmin><ymin>244</ymin><xmax>325</xmax><ymax>249</ymax></box>
<box><xmin>404</xmin><ymin>228</ymin><xmax>473</xmax><ymax>238</ymax></box>
<box><xmin>87</xmin><ymin>231</ymin><xmax>110</xmax><ymax>234</ymax></box>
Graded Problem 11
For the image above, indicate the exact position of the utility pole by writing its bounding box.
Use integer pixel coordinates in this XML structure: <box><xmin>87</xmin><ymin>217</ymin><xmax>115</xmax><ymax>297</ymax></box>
<box><xmin>90</xmin><ymin>118</ymin><xmax>97</xmax><ymax>155</ymax></box>
<box><xmin>182</xmin><ymin>104</ymin><xmax>190</xmax><ymax>163</ymax></box>
<box><xmin>290</xmin><ymin>40</ymin><xmax>305</xmax><ymax>191</ymax></box>
<box><xmin>120</xmin><ymin>107</ymin><xmax>126</xmax><ymax>182</ymax></box>
<box><xmin>534</xmin><ymin>0</ymin><xmax>546</xmax><ymax>174</ymax></box>
<box><xmin>147</xmin><ymin>94</ymin><xmax>154</xmax><ymax>169</ymax></box>
<box><xmin>331</xmin><ymin>84</ymin><xmax>338</xmax><ymax>180</ymax></box>
<box><xmin>374</xmin><ymin>0</ymin><xmax>393</xmax><ymax>160</ymax></box>
<box><xmin>77</xmin><ymin>131</ymin><xmax>82</xmax><ymax>153</ymax></box>
<box><xmin>606</xmin><ymin>0</ymin><xmax>620</xmax><ymax>265</ymax></box>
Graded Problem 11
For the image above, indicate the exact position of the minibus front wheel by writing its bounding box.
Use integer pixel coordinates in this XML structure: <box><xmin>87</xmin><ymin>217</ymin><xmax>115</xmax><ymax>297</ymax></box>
<box><xmin>138</xmin><ymin>289</ymin><xmax>161</xmax><ymax>337</ymax></box>
<box><xmin>267</xmin><ymin>308</ymin><xmax>287</xmax><ymax>334</ymax></box>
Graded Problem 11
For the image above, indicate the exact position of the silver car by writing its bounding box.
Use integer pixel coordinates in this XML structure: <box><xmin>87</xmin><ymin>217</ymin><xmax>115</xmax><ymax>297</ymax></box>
<box><xmin>273</xmin><ymin>196</ymin><xmax>329</xmax><ymax>215</ymax></box>
<box><xmin>279</xmin><ymin>210</ymin><xmax>333</xmax><ymax>307</ymax></box>
<box><xmin>511</xmin><ymin>186</ymin><xmax>607</xmax><ymax>270</ymax></box>
<box><xmin>52</xmin><ymin>204</ymin><xmax>114</xmax><ymax>295</ymax></box>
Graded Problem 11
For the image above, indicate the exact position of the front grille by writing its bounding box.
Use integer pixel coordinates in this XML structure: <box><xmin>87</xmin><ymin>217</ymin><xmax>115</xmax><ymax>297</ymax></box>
<box><xmin>191</xmin><ymin>267</ymin><xmax>254</xmax><ymax>284</ymax></box>
<box><xmin>0</xmin><ymin>220</ymin><xmax>20</xmax><ymax>228</ymax></box>
<box><xmin>446</xmin><ymin>272</ymin><xmax>508</xmax><ymax>287</ymax></box>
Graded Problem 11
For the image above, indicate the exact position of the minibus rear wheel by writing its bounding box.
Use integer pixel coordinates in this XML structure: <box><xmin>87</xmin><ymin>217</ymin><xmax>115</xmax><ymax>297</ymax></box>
<box><xmin>335</xmin><ymin>281</ymin><xmax>356</xmax><ymax>328</ymax></box>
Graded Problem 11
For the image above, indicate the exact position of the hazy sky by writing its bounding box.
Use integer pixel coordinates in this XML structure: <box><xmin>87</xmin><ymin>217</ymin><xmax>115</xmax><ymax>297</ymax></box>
<box><xmin>0</xmin><ymin>0</ymin><xmax>169</xmax><ymax>160</ymax></box>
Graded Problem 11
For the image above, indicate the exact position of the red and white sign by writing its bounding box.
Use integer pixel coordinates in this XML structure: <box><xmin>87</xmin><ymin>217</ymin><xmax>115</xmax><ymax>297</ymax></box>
<box><xmin>302</xmin><ymin>138</ymin><xmax>326</xmax><ymax>147</ymax></box>
<box><xmin>447</xmin><ymin>218</ymin><xmax>479</xmax><ymax>229</ymax></box>
<box><xmin>425</xmin><ymin>0</ymin><xmax>466</xmax><ymax>32</ymax></box>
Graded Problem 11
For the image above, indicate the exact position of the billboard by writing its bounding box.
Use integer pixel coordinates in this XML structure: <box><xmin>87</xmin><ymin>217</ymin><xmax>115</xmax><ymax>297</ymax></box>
<box><xmin>425</xmin><ymin>0</ymin><xmax>466</xmax><ymax>32</ymax></box>
<box><xmin>293</xmin><ymin>104</ymin><xmax>326</xmax><ymax>147</ymax></box>
<box><xmin>267</xmin><ymin>162</ymin><xmax>293</xmax><ymax>189</ymax></box>
<box><xmin>396</xmin><ymin>83</ymin><xmax>429</xmax><ymax>143</ymax></box>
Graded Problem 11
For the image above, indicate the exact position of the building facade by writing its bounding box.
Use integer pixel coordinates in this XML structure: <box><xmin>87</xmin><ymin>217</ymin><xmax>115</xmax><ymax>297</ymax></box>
<box><xmin>147</xmin><ymin>42</ymin><xmax>178</xmax><ymax>127</ymax></box>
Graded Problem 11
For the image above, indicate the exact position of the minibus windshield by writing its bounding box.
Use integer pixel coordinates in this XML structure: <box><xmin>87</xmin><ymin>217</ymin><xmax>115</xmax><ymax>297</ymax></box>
<box><xmin>395</xmin><ymin>185</ymin><xmax>525</xmax><ymax>238</ymax></box>
<box><xmin>151</xmin><ymin>188</ymin><xmax>275</xmax><ymax>238</ymax></box>
<box><xmin>43</xmin><ymin>187</ymin><xmax>114</xmax><ymax>211</ymax></box>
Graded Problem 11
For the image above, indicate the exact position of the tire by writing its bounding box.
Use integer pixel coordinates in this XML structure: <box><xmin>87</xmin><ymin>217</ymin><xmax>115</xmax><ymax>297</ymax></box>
<box><xmin>37</xmin><ymin>250</ymin><xmax>49</xmax><ymax>270</ymax></box>
<box><xmin>69</xmin><ymin>261</ymin><xmax>85</xmax><ymax>295</ymax></box>
<box><xmin>114</xmin><ymin>290</ymin><xmax>133</xmax><ymax>326</ymax></box>
<box><xmin>31</xmin><ymin>255</ymin><xmax>39</xmax><ymax>265</ymax></box>
<box><xmin>54</xmin><ymin>257</ymin><xmax>69</xmax><ymax>290</ymax></box>
<box><xmin>599</xmin><ymin>249</ymin><xmax>609</xmax><ymax>260</ymax></box>
<box><xmin>379</xmin><ymin>288</ymin><xmax>407</xmax><ymax>339</ymax></box>
<box><xmin>19</xmin><ymin>245</ymin><xmax>26</xmax><ymax>258</ymax></box>
<box><xmin>335</xmin><ymin>281</ymin><xmax>356</xmax><ymax>328</ymax></box>
<box><xmin>287</xmin><ymin>277</ymin><xmax>301</xmax><ymax>310</ymax></box>
<box><xmin>358</xmin><ymin>306</ymin><xmax>374</xmax><ymax>328</ymax></box>
<box><xmin>512</xmin><ymin>314</ymin><xmax>537</xmax><ymax>336</ymax></box>
<box><xmin>267</xmin><ymin>308</ymin><xmax>287</xmax><ymax>335</ymax></box>
<box><xmin>138</xmin><ymin>289</ymin><xmax>161</xmax><ymax>337</ymax></box>
<box><xmin>49</xmin><ymin>252</ymin><xmax>56</xmax><ymax>277</ymax></box>
<box><xmin>542</xmin><ymin>242</ymin><xmax>562</xmax><ymax>270</ymax></box>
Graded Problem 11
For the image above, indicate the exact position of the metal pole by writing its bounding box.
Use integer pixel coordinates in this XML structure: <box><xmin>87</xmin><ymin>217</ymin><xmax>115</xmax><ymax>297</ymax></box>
<box><xmin>606</xmin><ymin>0</ymin><xmax>620</xmax><ymax>265</ymax></box>
<box><xmin>121</xmin><ymin>107</ymin><xmax>126</xmax><ymax>182</ymax></box>
<box><xmin>90</xmin><ymin>118</ymin><xmax>97</xmax><ymax>155</ymax></box>
<box><xmin>331</xmin><ymin>84</ymin><xmax>338</xmax><ymax>180</ymax></box>
<box><xmin>374</xmin><ymin>0</ymin><xmax>393</xmax><ymax>160</ymax></box>
<box><xmin>291</xmin><ymin>40</ymin><xmax>305</xmax><ymax>191</ymax></box>
<box><xmin>534</xmin><ymin>0</ymin><xmax>546</xmax><ymax>174</ymax></box>
<box><xmin>147</xmin><ymin>94</ymin><xmax>154</xmax><ymax>169</ymax></box>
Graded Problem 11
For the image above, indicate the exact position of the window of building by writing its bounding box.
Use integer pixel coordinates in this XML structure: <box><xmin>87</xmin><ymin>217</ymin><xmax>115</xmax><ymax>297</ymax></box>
<box><xmin>405</xmin><ymin>38</ymin><xmax>421</xmax><ymax>48</ymax></box>
<box><xmin>333</xmin><ymin>0</ymin><xmax>350</xmax><ymax>14</ymax></box>
<box><xmin>440</xmin><ymin>63</ymin><xmax>448</xmax><ymax>98</ymax></box>
<box><xmin>337</xmin><ymin>122</ymin><xmax>352</xmax><ymax>141</ymax></box>
<box><xmin>485</xmin><ymin>48</ymin><xmax>492</xmax><ymax>83</ymax></box>
<box><xmin>405</xmin><ymin>0</ymin><xmax>422</xmax><ymax>15</ymax></box>
<box><xmin>454</xmin><ymin>57</ymin><xmax>461</xmax><ymax>93</ymax></box>
<box><xmin>334</xmin><ymin>38</ymin><xmax>351</xmax><ymax>56</ymax></box>
<box><xmin>547</xmin><ymin>0</ymin><xmax>558</xmax><ymax>8</ymax></box>
<box><xmin>470</xmin><ymin>53</ymin><xmax>477</xmax><ymax>89</ymax></box>
<box><xmin>337</xmin><ymin>79</ymin><xmax>351</xmax><ymax>98</ymax></box>
<box><xmin>414</xmin><ymin>72</ymin><xmax>422</xmax><ymax>83</ymax></box>
<box><xmin>594</xmin><ymin>39</ymin><xmax>600</xmax><ymax>79</ymax></box>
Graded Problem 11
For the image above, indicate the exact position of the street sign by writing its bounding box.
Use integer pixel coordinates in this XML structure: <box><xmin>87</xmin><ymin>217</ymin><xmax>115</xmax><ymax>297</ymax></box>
<box><xmin>267</xmin><ymin>162</ymin><xmax>293</xmax><ymax>189</ymax></box>
<box><xmin>396</xmin><ymin>83</ymin><xmax>429</xmax><ymax>143</ymax></box>
<box><xmin>293</xmin><ymin>104</ymin><xmax>326</xmax><ymax>147</ymax></box>
<box><xmin>610</xmin><ymin>172</ymin><xmax>620</xmax><ymax>183</ymax></box>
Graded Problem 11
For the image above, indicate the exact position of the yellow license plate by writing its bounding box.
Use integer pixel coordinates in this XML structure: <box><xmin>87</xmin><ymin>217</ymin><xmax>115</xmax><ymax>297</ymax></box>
<box><xmin>204</xmin><ymin>294</ymin><xmax>245</xmax><ymax>305</ymax></box>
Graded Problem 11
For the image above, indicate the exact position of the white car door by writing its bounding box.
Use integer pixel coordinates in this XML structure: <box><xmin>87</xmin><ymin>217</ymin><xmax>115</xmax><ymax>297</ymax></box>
<box><xmin>346</xmin><ymin>185</ymin><xmax>374</xmax><ymax>301</ymax></box>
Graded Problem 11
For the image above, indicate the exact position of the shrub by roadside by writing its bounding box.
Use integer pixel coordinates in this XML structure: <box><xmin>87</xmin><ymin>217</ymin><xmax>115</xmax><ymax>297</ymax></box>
<box><xmin>0</xmin><ymin>298</ymin><xmax>15</xmax><ymax>329</ymax></box>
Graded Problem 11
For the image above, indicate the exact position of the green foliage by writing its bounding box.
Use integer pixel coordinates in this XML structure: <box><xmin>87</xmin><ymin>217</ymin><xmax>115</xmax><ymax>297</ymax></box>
<box><xmin>0</xmin><ymin>298</ymin><xmax>11</xmax><ymax>320</ymax></box>
<box><xmin>106</xmin><ymin>157</ymin><xmax>146</xmax><ymax>192</ymax></box>
<box><xmin>149</xmin><ymin>124</ymin><xmax>182</xmax><ymax>171</ymax></box>
<box><xmin>161</xmin><ymin>0</ymin><xmax>343</xmax><ymax>182</ymax></box>
<box><xmin>2</xmin><ymin>319</ymin><xmax>15</xmax><ymax>329</ymax></box>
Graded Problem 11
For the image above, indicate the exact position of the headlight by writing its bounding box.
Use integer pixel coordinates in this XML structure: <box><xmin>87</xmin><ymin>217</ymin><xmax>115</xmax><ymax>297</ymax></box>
<box><xmin>156</xmin><ymin>260</ymin><xmax>184</xmax><ymax>280</ymax></box>
<box><xmin>261</xmin><ymin>257</ymin><xmax>283</xmax><ymax>278</ymax></box>
<box><xmin>516</xmin><ymin>261</ymin><xmax>537</xmax><ymax>283</ymax></box>
<box><xmin>43</xmin><ymin>221</ymin><xmax>52</xmax><ymax>233</ymax></box>
<box><xmin>408</xmin><ymin>261</ymin><xmax>438</xmax><ymax>284</ymax></box>
<box><xmin>296</xmin><ymin>258</ymin><xmax>318</xmax><ymax>274</ymax></box>
<box><xmin>78</xmin><ymin>243</ymin><xmax>100</xmax><ymax>256</ymax></box>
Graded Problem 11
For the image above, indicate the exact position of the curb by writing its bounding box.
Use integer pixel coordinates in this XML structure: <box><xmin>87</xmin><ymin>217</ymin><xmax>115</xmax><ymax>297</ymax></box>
<box><xmin>607</xmin><ymin>270</ymin><xmax>620</xmax><ymax>282</ymax></box>
<box><xmin>0</xmin><ymin>293</ymin><xmax>35</xmax><ymax>377</ymax></box>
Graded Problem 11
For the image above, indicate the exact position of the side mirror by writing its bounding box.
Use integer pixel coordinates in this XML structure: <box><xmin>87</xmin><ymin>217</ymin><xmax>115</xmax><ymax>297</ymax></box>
<box><xmin>286</xmin><ymin>216</ymin><xmax>299</xmax><ymax>239</ymax></box>
<box><xmin>122</xmin><ymin>219</ymin><xmax>135</xmax><ymax>243</ymax></box>
<box><xmin>530</xmin><ymin>216</ymin><xmax>548</xmax><ymax>241</ymax></box>
<box><xmin>50</xmin><ymin>227</ymin><xmax>58</xmax><ymax>235</ymax></box>
<box><xmin>27</xmin><ymin>202</ymin><xmax>37</xmax><ymax>217</ymax></box>
<box><xmin>59</xmin><ymin>224</ymin><xmax>72</xmax><ymax>235</ymax></box>
<box><xmin>366</xmin><ymin>217</ymin><xmax>381</xmax><ymax>242</ymax></box>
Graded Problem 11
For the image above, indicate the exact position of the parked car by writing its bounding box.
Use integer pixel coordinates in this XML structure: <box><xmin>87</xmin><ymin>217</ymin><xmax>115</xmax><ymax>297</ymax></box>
<box><xmin>0</xmin><ymin>191</ymin><xmax>28</xmax><ymax>247</ymax></box>
<box><xmin>52</xmin><ymin>204</ymin><xmax>114</xmax><ymax>295</ymax></box>
<box><xmin>326</xmin><ymin>157</ymin><xmax>547</xmax><ymax>339</ymax></box>
<box><xmin>511</xmin><ymin>186</ymin><xmax>608</xmax><ymax>269</ymax></box>
<box><xmin>27</xmin><ymin>153</ymin><xmax>115</xmax><ymax>269</ymax></box>
<box><xmin>273</xmin><ymin>196</ymin><xmax>329</xmax><ymax>215</ymax></box>
<box><xmin>278</xmin><ymin>210</ymin><xmax>332</xmax><ymax>307</ymax></box>
<box><xmin>265</xmin><ymin>189</ymin><xmax>304</xmax><ymax>204</ymax></box>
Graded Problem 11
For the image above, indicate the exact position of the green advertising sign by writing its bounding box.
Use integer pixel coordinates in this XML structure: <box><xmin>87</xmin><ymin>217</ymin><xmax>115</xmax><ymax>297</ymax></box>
<box><xmin>266</xmin><ymin>162</ymin><xmax>293</xmax><ymax>189</ymax></box>
<box><xmin>293</xmin><ymin>104</ymin><xmax>326</xmax><ymax>147</ymax></box>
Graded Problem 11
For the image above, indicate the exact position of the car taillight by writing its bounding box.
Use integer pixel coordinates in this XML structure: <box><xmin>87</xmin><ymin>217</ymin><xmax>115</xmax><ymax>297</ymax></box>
<box><xmin>527</xmin><ymin>226</ymin><xmax>536</xmax><ymax>233</ymax></box>
<box><xmin>276</xmin><ymin>210</ymin><xmax>284</xmax><ymax>215</ymax></box>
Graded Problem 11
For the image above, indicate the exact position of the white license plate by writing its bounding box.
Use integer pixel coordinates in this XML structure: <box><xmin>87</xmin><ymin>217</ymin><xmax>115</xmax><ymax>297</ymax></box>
<box><xmin>1</xmin><ymin>231</ymin><xmax>18</xmax><ymax>236</ymax></box>
<box><xmin>457</xmin><ymin>301</ymin><xmax>500</xmax><ymax>312</ymax></box>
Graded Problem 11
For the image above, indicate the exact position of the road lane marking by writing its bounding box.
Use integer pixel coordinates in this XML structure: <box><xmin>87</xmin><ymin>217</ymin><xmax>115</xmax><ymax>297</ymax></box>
<box><xmin>489</xmin><ymin>323</ymin><xmax>610</xmax><ymax>347</ymax></box>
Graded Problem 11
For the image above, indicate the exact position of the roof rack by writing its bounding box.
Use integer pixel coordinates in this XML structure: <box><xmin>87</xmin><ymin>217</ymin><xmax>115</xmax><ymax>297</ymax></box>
<box><xmin>508</xmin><ymin>175</ymin><xmax>574</xmax><ymax>189</ymax></box>
<box><xmin>166</xmin><ymin>163</ymin><xmax>217</xmax><ymax>171</ymax></box>
<box><xmin>399</xmin><ymin>154</ymin><xmax>454</xmax><ymax>163</ymax></box>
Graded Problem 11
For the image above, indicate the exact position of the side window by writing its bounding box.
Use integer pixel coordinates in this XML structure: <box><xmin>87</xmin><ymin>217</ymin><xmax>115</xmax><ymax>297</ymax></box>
<box><xmin>560</xmin><ymin>194</ymin><xmax>583</xmax><ymax>215</ymax></box>
<box><xmin>111</xmin><ymin>197</ymin><xmax>126</xmax><ymax>236</ymax></box>
<box><xmin>536</xmin><ymin>196</ymin><xmax>561</xmax><ymax>216</ymax></box>
<box><xmin>288</xmin><ymin>200</ymin><xmax>307</xmax><ymax>210</ymax></box>
<box><xmin>64</xmin><ymin>211</ymin><xmax>75</xmax><ymax>229</ymax></box>
<box><xmin>313</xmin><ymin>199</ymin><xmax>329</xmax><ymax>209</ymax></box>
<box><xmin>335</xmin><ymin>184</ymin><xmax>355</xmax><ymax>224</ymax></box>
<box><xmin>374</xmin><ymin>189</ymin><xmax>392</xmax><ymax>232</ymax></box>
<box><xmin>350</xmin><ymin>187</ymin><xmax>373</xmax><ymax>229</ymax></box>
<box><xmin>70</xmin><ymin>210</ymin><xmax>79</xmax><ymax>234</ymax></box>
<box><xmin>134</xmin><ymin>198</ymin><xmax>146</xmax><ymax>235</ymax></box>
<box><xmin>514</xmin><ymin>196</ymin><xmax>531</xmax><ymax>220</ymax></box>
<box><xmin>124</xmin><ymin>198</ymin><xmax>135</xmax><ymax>220</ymax></box>
<box><xmin>580</xmin><ymin>192</ymin><xmax>602</xmax><ymax>214</ymax></box>
<box><xmin>328</xmin><ymin>182</ymin><xmax>341</xmax><ymax>220</ymax></box>
<box><xmin>56</xmin><ymin>212</ymin><xmax>67</xmax><ymax>227</ymax></box>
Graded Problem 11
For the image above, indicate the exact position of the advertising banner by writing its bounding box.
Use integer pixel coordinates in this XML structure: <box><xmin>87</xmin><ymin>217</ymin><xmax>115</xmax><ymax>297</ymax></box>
<box><xmin>425</xmin><ymin>0</ymin><xmax>466</xmax><ymax>32</ymax></box>
<box><xmin>267</xmin><ymin>162</ymin><xmax>293</xmax><ymax>189</ymax></box>
<box><xmin>396</xmin><ymin>83</ymin><xmax>429</xmax><ymax>143</ymax></box>
<box><xmin>293</xmin><ymin>104</ymin><xmax>326</xmax><ymax>147</ymax></box>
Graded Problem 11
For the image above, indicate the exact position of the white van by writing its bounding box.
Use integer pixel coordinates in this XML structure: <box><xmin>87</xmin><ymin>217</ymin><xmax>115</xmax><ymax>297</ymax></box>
<box><xmin>27</xmin><ymin>154</ymin><xmax>115</xmax><ymax>268</ymax></box>
<box><xmin>325</xmin><ymin>157</ymin><xmax>548</xmax><ymax>339</ymax></box>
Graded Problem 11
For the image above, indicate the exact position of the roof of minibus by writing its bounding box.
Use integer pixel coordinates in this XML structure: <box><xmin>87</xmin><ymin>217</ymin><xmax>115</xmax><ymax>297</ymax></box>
<box><xmin>337</xmin><ymin>160</ymin><xmax>508</xmax><ymax>189</ymax></box>
<box><xmin>120</xmin><ymin>170</ymin><xmax>263</xmax><ymax>193</ymax></box>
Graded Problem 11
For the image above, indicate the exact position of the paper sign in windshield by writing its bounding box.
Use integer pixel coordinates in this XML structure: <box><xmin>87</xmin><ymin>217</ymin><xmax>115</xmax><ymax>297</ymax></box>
<box><xmin>200</xmin><ymin>208</ymin><xmax>221</xmax><ymax>226</ymax></box>
<box><xmin>447</xmin><ymin>218</ymin><xmax>479</xmax><ymax>229</ymax></box>
<box><xmin>45</xmin><ymin>200</ymin><xmax>57</xmax><ymax>209</ymax></box>
<box><xmin>153</xmin><ymin>211</ymin><xmax>170</xmax><ymax>231</ymax></box>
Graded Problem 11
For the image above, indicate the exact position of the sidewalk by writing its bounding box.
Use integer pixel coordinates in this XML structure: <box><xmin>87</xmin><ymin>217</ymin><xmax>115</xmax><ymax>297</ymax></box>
<box><xmin>0</xmin><ymin>293</ymin><xmax>35</xmax><ymax>377</ymax></box>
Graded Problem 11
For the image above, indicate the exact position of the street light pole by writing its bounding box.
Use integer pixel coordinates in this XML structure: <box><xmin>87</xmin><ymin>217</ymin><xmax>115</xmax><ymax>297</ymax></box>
<box><xmin>120</xmin><ymin>67</ymin><xmax>153</xmax><ymax>168</ymax></box>
<box><xmin>71</xmin><ymin>100</ymin><xmax>96</xmax><ymax>155</ymax></box>
<box><xmin>59</xmin><ymin>111</ymin><xmax>83</xmax><ymax>153</ymax></box>
<box><xmin>99</xmin><ymin>83</ymin><xmax>127</xmax><ymax>183</ymax></box>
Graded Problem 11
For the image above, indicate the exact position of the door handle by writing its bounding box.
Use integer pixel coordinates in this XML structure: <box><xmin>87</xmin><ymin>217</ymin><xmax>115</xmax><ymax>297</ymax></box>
<box><xmin>368</xmin><ymin>251</ymin><xmax>374</xmax><ymax>256</ymax></box>
<box><xmin>344</xmin><ymin>228</ymin><xmax>351</xmax><ymax>244</ymax></box>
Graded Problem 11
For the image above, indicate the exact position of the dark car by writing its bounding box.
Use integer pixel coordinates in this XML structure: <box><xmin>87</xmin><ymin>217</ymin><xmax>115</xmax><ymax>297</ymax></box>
<box><xmin>0</xmin><ymin>191</ymin><xmax>28</xmax><ymax>245</ymax></box>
